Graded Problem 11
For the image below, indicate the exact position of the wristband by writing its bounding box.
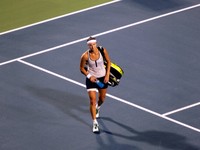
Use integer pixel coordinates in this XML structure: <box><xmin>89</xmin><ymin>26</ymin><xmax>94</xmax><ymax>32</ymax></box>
<box><xmin>86</xmin><ymin>73</ymin><xmax>92</xmax><ymax>79</ymax></box>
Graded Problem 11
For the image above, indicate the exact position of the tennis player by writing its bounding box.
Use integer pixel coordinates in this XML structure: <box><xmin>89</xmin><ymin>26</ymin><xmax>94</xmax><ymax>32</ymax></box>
<box><xmin>80</xmin><ymin>37</ymin><xmax>111</xmax><ymax>133</ymax></box>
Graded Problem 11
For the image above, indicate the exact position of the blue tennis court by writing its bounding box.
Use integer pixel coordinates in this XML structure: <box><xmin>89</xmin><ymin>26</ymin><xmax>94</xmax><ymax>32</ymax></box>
<box><xmin>0</xmin><ymin>0</ymin><xmax>200</xmax><ymax>149</ymax></box>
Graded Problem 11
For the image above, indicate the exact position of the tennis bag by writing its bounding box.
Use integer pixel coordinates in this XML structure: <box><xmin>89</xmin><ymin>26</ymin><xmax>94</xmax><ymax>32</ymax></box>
<box><xmin>97</xmin><ymin>46</ymin><xmax>124</xmax><ymax>87</ymax></box>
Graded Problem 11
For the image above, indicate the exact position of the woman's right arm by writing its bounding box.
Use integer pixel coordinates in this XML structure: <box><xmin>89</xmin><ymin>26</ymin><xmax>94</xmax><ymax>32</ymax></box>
<box><xmin>80</xmin><ymin>52</ymin><xmax>88</xmax><ymax>76</ymax></box>
<box><xmin>80</xmin><ymin>52</ymin><xmax>96</xmax><ymax>82</ymax></box>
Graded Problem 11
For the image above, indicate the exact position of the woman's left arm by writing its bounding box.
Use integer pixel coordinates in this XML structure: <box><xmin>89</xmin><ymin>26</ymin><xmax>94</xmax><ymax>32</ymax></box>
<box><xmin>103</xmin><ymin>48</ymin><xmax>111</xmax><ymax>83</ymax></box>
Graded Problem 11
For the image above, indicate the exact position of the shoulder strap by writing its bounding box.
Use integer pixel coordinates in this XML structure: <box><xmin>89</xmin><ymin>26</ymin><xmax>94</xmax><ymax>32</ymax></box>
<box><xmin>97</xmin><ymin>46</ymin><xmax>105</xmax><ymax>60</ymax></box>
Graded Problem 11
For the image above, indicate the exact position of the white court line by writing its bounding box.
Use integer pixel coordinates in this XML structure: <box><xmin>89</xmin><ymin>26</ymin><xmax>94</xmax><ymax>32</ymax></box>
<box><xmin>0</xmin><ymin>4</ymin><xmax>200</xmax><ymax>67</ymax></box>
<box><xmin>18</xmin><ymin>59</ymin><xmax>200</xmax><ymax>133</ymax></box>
<box><xmin>162</xmin><ymin>102</ymin><xmax>200</xmax><ymax>116</ymax></box>
<box><xmin>0</xmin><ymin>0</ymin><xmax>121</xmax><ymax>36</ymax></box>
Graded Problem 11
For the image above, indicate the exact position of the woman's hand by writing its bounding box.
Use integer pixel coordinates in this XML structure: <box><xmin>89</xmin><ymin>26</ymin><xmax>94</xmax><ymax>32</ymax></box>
<box><xmin>90</xmin><ymin>76</ymin><xmax>97</xmax><ymax>83</ymax></box>
<box><xmin>104</xmin><ymin>75</ymin><xmax>109</xmax><ymax>83</ymax></box>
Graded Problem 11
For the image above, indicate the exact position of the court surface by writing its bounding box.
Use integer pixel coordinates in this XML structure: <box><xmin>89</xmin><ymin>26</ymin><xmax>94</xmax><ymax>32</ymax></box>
<box><xmin>0</xmin><ymin>0</ymin><xmax>200</xmax><ymax>149</ymax></box>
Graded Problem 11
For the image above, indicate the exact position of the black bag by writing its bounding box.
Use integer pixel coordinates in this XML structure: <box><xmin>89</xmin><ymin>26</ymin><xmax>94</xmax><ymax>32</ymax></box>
<box><xmin>97</xmin><ymin>46</ymin><xmax>124</xmax><ymax>87</ymax></box>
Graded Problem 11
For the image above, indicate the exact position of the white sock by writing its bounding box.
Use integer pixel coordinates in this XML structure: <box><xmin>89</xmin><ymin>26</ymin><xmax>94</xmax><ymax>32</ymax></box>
<box><xmin>96</xmin><ymin>104</ymin><xmax>100</xmax><ymax>109</ymax></box>
<box><xmin>93</xmin><ymin>119</ymin><xmax>98</xmax><ymax>124</ymax></box>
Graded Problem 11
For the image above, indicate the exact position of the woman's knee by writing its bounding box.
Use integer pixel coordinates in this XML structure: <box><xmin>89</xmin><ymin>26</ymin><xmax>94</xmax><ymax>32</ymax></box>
<box><xmin>98</xmin><ymin>89</ymin><xmax>107</xmax><ymax>99</ymax></box>
<box><xmin>90</xmin><ymin>99</ymin><xmax>96</xmax><ymax>106</ymax></box>
<box><xmin>99</xmin><ymin>93</ymin><xmax>106</xmax><ymax>102</ymax></box>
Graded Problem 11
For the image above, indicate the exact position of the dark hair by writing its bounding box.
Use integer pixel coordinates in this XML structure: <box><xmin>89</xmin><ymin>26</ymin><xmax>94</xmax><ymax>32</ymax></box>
<box><xmin>87</xmin><ymin>36</ymin><xmax>96</xmax><ymax>42</ymax></box>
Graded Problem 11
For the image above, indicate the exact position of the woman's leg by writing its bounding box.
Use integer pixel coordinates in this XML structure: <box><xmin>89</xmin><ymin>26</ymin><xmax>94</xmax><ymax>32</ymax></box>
<box><xmin>88</xmin><ymin>90</ymin><xmax>100</xmax><ymax>132</ymax></box>
<box><xmin>96</xmin><ymin>88</ymin><xmax>107</xmax><ymax>118</ymax></box>
<box><xmin>98</xmin><ymin>88</ymin><xmax>107</xmax><ymax>107</ymax></box>
<box><xmin>88</xmin><ymin>90</ymin><xmax>97</xmax><ymax>120</ymax></box>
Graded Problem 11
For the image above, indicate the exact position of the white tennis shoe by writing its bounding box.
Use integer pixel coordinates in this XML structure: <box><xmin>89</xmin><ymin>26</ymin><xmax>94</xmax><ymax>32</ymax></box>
<box><xmin>93</xmin><ymin>122</ymin><xmax>99</xmax><ymax>133</ymax></box>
